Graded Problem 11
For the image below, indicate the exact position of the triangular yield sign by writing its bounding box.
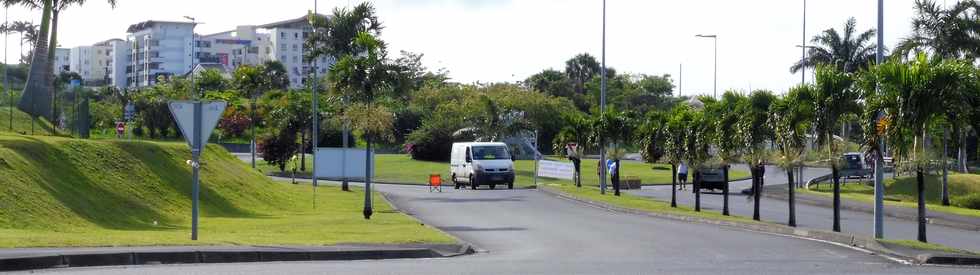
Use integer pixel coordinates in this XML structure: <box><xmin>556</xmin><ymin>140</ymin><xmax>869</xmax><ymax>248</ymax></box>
<box><xmin>169</xmin><ymin>101</ymin><xmax>227</xmax><ymax>150</ymax></box>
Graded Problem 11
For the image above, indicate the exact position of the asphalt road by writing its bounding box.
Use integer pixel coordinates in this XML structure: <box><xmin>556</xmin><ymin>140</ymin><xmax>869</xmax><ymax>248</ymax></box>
<box><xmin>629</xmin><ymin>166</ymin><xmax>980</xmax><ymax>252</ymax></box>
<box><xmin>27</xmin><ymin>180</ymin><xmax>977</xmax><ymax>274</ymax></box>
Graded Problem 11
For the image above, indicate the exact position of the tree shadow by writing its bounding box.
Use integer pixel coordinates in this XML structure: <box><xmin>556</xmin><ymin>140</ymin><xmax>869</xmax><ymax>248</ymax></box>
<box><xmin>6</xmin><ymin>137</ymin><xmax>175</xmax><ymax>230</ymax></box>
<box><xmin>115</xmin><ymin>141</ymin><xmax>260</xmax><ymax>219</ymax></box>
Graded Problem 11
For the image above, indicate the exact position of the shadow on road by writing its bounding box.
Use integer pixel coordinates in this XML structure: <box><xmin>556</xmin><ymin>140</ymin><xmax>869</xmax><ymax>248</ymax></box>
<box><xmin>439</xmin><ymin>226</ymin><xmax>527</xmax><ymax>232</ymax></box>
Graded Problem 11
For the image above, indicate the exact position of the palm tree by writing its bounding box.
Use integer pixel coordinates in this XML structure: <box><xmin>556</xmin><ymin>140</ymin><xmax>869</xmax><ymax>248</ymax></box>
<box><xmin>0</xmin><ymin>21</ymin><xmax>35</xmax><ymax>64</ymax></box>
<box><xmin>895</xmin><ymin>0</ymin><xmax>980</xmax><ymax>180</ymax></box>
<box><xmin>739</xmin><ymin>90</ymin><xmax>777</xmax><ymax>221</ymax></box>
<box><xmin>589</xmin><ymin>110</ymin><xmax>633</xmax><ymax>196</ymax></box>
<box><xmin>812</xmin><ymin>65</ymin><xmax>861</xmax><ymax>232</ymax></box>
<box><xmin>234</xmin><ymin>65</ymin><xmax>267</xmax><ymax>169</ymax></box>
<box><xmin>770</xmin><ymin>85</ymin><xmax>816</xmax><ymax>227</ymax></box>
<box><xmin>327</xmin><ymin>31</ymin><xmax>393</xmax><ymax>219</ymax></box>
<box><xmin>684</xmin><ymin>106</ymin><xmax>712</xmax><ymax>212</ymax></box>
<box><xmin>895</xmin><ymin>0</ymin><xmax>980</xmax><ymax>59</ymax></box>
<box><xmin>791</xmin><ymin>17</ymin><xmax>879</xmax><ymax>74</ymax></box>
<box><xmin>565</xmin><ymin>53</ymin><xmax>601</xmax><ymax>95</ymax></box>
<box><xmin>308</xmin><ymin>2</ymin><xmax>383</xmax><ymax>192</ymax></box>
<box><xmin>711</xmin><ymin>91</ymin><xmax>747</xmax><ymax>216</ymax></box>
<box><xmin>663</xmin><ymin>106</ymin><xmax>690</xmax><ymax>207</ymax></box>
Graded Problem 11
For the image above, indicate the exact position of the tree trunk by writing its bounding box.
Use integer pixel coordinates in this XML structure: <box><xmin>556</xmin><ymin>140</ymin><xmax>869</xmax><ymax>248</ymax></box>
<box><xmin>49</xmin><ymin>9</ymin><xmax>59</xmax><ymax>125</ymax></box>
<box><xmin>942</xmin><ymin>127</ymin><xmax>950</xmax><ymax>206</ymax></box>
<box><xmin>18</xmin><ymin>0</ymin><xmax>54</xmax><ymax>120</ymax></box>
<box><xmin>788</xmin><ymin>165</ymin><xmax>796</xmax><ymax>227</ymax></box>
<box><xmin>671</xmin><ymin>163</ymin><xmax>677</xmax><ymax>208</ymax></box>
<box><xmin>917</xmin><ymin>167</ymin><xmax>927</xmax><ymax>243</ymax></box>
<box><xmin>250</xmin><ymin>97</ymin><xmax>256</xmax><ymax>169</ymax></box>
<box><xmin>300</xmin><ymin>129</ymin><xmax>307</xmax><ymax>172</ymax></box>
<box><xmin>694</xmin><ymin>170</ymin><xmax>701</xmax><ymax>212</ymax></box>
<box><xmin>612</xmin><ymin>160</ymin><xmax>620</xmax><ymax>196</ymax></box>
<box><xmin>722</xmin><ymin>165</ymin><xmax>729</xmax><ymax>216</ymax></box>
<box><xmin>363</xmin><ymin>137</ymin><xmax>374</xmax><ymax>219</ymax></box>
<box><xmin>753</xmin><ymin>165</ymin><xmax>761</xmax><ymax>221</ymax></box>
<box><xmin>832</xmin><ymin>164</ymin><xmax>841</xmax><ymax>232</ymax></box>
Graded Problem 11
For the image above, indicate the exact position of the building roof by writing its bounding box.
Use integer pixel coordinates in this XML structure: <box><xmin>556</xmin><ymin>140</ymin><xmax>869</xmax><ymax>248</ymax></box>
<box><xmin>258</xmin><ymin>13</ymin><xmax>328</xmax><ymax>29</ymax></box>
<box><xmin>187</xmin><ymin>63</ymin><xmax>231</xmax><ymax>78</ymax></box>
<box><xmin>127</xmin><ymin>20</ymin><xmax>197</xmax><ymax>33</ymax></box>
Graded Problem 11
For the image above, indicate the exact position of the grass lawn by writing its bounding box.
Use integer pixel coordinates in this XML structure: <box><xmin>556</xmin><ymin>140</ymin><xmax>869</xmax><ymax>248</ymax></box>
<box><xmin>0</xmin><ymin>135</ymin><xmax>453</xmax><ymax>248</ymax></box>
<box><xmin>879</xmin><ymin>239</ymin><xmax>978</xmax><ymax>255</ymax></box>
<box><xmin>258</xmin><ymin>154</ymin><xmax>750</xmax><ymax>188</ymax></box>
<box><xmin>803</xmin><ymin>174</ymin><xmax>980</xmax><ymax>218</ymax></box>
<box><xmin>0</xmin><ymin>106</ymin><xmax>56</xmax><ymax>136</ymax></box>
<box><xmin>543</xmin><ymin>183</ymin><xmax>761</xmax><ymax>224</ymax></box>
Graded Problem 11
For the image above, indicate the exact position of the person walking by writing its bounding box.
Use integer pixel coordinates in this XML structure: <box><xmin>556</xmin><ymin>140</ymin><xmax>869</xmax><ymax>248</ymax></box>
<box><xmin>678</xmin><ymin>161</ymin><xmax>689</xmax><ymax>190</ymax></box>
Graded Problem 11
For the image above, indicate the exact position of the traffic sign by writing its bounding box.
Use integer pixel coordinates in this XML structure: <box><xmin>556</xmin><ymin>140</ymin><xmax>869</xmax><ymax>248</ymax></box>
<box><xmin>124</xmin><ymin>103</ymin><xmax>135</xmax><ymax>121</ymax></box>
<box><xmin>169</xmin><ymin>101</ymin><xmax>226</xmax><ymax>150</ymax></box>
<box><xmin>167</xmin><ymin>100</ymin><xmax>226</xmax><ymax>241</ymax></box>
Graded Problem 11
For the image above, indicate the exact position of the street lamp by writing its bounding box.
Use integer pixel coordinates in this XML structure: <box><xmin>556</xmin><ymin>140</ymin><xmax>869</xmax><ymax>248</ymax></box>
<box><xmin>599</xmin><ymin>0</ymin><xmax>607</xmax><ymax>195</ymax></box>
<box><xmin>874</xmin><ymin>0</ymin><xmax>886</xmax><ymax>240</ymax></box>
<box><xmin>695</xmin><ymin>34</ymin><xmax>717</xmax><ymax>99</ymax></box>
<box><xmin>795</xmin><ymin>45</ymin><xmax>816</xmax><ymax>84</ymax></box>
<box><xmin>184</xmin><ymin>16</ymin><xmax>198</xmax><ymax>98</ymax></box>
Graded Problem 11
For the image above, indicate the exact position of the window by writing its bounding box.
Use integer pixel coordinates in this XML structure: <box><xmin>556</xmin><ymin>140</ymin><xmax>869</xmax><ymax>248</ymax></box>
<box><xmin>294</xmin><ymin>33</ymin><xmax>298</xmax><ymax>39</ymax></box>
<box><xmin>292</xmin><ymin>44</ymin><xmax>298</xmax><ymax>51</ymax></box>
<box><xmin>281</xmin><ymin>55</ymin><xmax>287</xmax><ymax>61</ymax></box>
<box><xmin>472</xmin><ymin>146</ymin><xmax>511</xmax><ymax>160</ymax></box>
<box><xmin>281</xmin><ymin>32</ymin><xmax>286</xmax><ymax>38</ymax></box>
<box><xmin>293</xmin><ymin>56</ymin><xmax>298</xmax><ymax>63</ymax></box>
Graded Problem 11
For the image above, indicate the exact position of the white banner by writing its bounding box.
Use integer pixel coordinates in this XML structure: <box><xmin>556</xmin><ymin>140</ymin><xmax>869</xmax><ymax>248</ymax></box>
<box><xmin>537</xmin><ymin>160</ymin><xmax>575</xmax><ymax>180</ymax></box>
<box><xmin>314</xmin><ymin>148</ymin><xmax>373</xmax><ymax>180</ymax></box>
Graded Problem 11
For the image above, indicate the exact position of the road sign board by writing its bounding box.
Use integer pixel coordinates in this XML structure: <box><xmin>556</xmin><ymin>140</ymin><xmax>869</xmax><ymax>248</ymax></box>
<box><xmin>124</xmin><ymin>103</ymin><xmax>135</xmax><ymax>121</ymax></box>
<box><xmin>169</xmin><ymin>101</ymin><xmax>226</xmax><ymax>150</ymax></box>
<box><xmin>537</xmin><ymin>160</ymin><xmax>575</xmax><ymax>180</ymax></box>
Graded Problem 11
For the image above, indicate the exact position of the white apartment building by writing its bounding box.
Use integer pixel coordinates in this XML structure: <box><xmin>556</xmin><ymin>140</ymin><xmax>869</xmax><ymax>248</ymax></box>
<box><xmin>125</xmin><ymin>20</ymin><xmax>196</xmax><ymax>89</ymax></box>
<box><xmin>196</xmin><ymin>15</ymin><xmax>332</xmax><ymax>89</ymax></box>
<box><xmin>53</xmin><ymin>48</ymin><xmax>70</xmax><ymax>74</ymax></box>
<box><xmin>69</xmin><ymin>39</ymin><xmax>121</xmax><ymax>85</ymax></box>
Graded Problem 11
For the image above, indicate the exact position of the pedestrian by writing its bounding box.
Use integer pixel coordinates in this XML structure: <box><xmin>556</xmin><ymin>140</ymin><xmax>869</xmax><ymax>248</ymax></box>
<box><xmin>678</xmin><ymin>161</ymin><xmax>688</xmax><ymax>190</ymax></box>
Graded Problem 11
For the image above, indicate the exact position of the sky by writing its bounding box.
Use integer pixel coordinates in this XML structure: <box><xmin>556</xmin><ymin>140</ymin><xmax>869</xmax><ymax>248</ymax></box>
<box><xmin>0</xmin><ymin>0</ymin><xmax>927</xmax><ymax>96</ymax></box>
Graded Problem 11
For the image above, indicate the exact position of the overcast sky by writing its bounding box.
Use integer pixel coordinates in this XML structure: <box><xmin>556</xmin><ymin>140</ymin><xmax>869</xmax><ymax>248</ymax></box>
<box><xmin>0</xmin><ymin>0</ymin><xmax>927</xmax><ymax>96</ymax></box>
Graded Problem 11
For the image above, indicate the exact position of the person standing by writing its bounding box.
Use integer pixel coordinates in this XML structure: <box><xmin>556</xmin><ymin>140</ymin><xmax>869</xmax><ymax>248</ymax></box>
<box><xmin>678</xmin><ymin>161</ymin><xmax>689</xmax><ymax>190</ymax></box>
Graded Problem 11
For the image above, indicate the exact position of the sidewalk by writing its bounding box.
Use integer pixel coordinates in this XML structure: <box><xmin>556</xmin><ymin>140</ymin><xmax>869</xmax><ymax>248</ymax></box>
<box><xmin>761</xmin><ymin>184</ymin><xmax>980</xmax><ymax>231</ymax></box>
<box><xmin>0</xmin><ymin>244</ymin><xmax>473</xmax><ymax>271</ymax></box>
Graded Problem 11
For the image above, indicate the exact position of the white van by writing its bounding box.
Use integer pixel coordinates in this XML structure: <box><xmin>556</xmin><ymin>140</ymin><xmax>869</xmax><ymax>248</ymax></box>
<box><xmin>450</xmin><ymin>142</ymin><xmax>516</xmax><ymax>190</ymax></box>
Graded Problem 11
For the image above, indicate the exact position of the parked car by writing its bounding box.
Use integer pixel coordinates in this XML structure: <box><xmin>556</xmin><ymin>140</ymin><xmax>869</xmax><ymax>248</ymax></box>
<box><xmin>841</xmin><ymin>152</ymin><xmax>872</xmax><ymax>179</ymax></box>
<box><xmin>697</xmin><ymin>168</ymin><xmax>727</xmax><ymax>192</ymax></box>
<box><xmin>450</xmin><ymin>142</ymin><xmax>516</xmax><ymax>190</ymax></box>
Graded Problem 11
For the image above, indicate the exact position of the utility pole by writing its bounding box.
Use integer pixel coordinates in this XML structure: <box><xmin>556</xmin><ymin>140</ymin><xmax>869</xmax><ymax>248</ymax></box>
<box><xmin>312</xmin><ymin>0</ymin><xmax>321</xmax><ymax>207</ymax></box>
<box><xmin>3</xmin><ymin>6</ymin><xmax>8</xmax><ymax>132</ymax></box>
<box><xmin>873</xmin><ymin>0</ymin><xmax>885</xmax><ymax>240</ymax></box>
<box><xmin>599</xmin><ymin>0</ymin><xmax>607</xmax><ymax>195</ymax></box>
<box><xmin>678</xmin><ymin>64</ymin><xmax>682</xmax><ymax>97</ymax></box>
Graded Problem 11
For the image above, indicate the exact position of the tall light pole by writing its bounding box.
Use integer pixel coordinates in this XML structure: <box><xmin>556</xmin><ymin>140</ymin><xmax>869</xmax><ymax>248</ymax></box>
<box><xmin>184</xmin><ymin>16</ymin><xmax>197</xmax><ymax>98</ymax></box>
<box><xmin>598</xmin><ymin>0</ymin><xmax>607</xmax><ymax>195</ymax></box>
<box><xmin>873</xmin><ymin>0</ymin><xmax>885</xmax><ymax>240</ymax></box>
<box><xmin>801</xmin><ymin>0</ymin><xmax>807</xmax><ymax>85</ymax></box>
<box><xmin>311</xmin><ymin>0</ymin><xmax>320</xmax><ymax>207</ymax></box>
<box><xmin>4</xmin><ymin>6</ymin><xmax>9</xmax><ymax>132</ymax></box>
<box><xmin>695</xmin><ymin>34</ymin><xmax>717</xmax><ymax>99</ymax></box>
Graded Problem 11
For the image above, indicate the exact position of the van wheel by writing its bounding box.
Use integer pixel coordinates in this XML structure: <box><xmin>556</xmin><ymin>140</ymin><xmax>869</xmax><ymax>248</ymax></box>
<box><xmin>490</xmin><ymin>184</ymin><xmax>496</xmax><ymax>190</ymax></box>
<box><xmin>508</xmin><ymin>181</ymin><xmax>514</xmax><ymax>189</ymax></box>
<box><xmin>452</xmin><ymin>174</ymin><xmax>460</xmax><ymax>189</ymax></box>
<box><xmin>470</xmin><ymin>175</ymin><xmax>478</xmax><ymax>190</ymax></box>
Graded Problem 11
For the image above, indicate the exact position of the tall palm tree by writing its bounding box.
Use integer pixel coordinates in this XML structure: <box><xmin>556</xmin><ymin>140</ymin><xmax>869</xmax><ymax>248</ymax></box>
<box><xmin>565</xmin><ymin>53</ymin><xmax>601</xmax><ymax>95</ymax></box>
<box><xmin>895</xmin><ymin>0</ymin><xmax>979</xmax><ymax>177</ymax></box>
<box><xmin>711</xmin><ymin>91</ymin><xmax>746</xmax><ymax>216</ymax></box>
<box><xmin>770</xmin><ymin>85</ymin><xmax>816</xmax><ymax>227</ymax></box>
<box><xmin>0</xmin><ymin>21</ymin><xmax>35</xmax><ymax>64</ymax></box>
<box><xmin>664</xmin><ymin>106</ymin><xmax>692</xmax><ymax>208</ymax></box>
<box><xmin>895</xmin><ymin>0</ymin><xmax>980</xmax><ymax>59</ymax></box>
<box><xmin>812</xmin><ymin>65</ymin><xmax>861</xmax><ymax>232</ymax></box>
<box><xmin>739</xmin><ymin>90</ymin><xmax>777</xmax><ymax>221</ymax></box>
<box><xmin>791</xmin><ymin>17</ymin><xmax>879</xmax><ymax>74</ymax></box>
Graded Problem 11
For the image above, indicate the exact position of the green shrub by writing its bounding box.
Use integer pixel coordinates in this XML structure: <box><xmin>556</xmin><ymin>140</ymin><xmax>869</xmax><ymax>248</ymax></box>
<box><xmin>405</xmin><ymin>123</ymin><xmax>457</xmax><ymax>161</ymax></box>
<box><xmin>953</xmin><ymin>193</ymin><xmax>980</xmax><ymax>210</ymax></box>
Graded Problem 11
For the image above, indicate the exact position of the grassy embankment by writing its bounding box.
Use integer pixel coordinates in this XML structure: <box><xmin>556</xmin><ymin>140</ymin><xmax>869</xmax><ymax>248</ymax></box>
<box><xmin>804</xmin><ymin>174</ymin><xmax>980</xmax><ymax>218</ymax></box>
<box><xmin>0</xmin><ymin>134</ymin><xmax>453</xmax><ymax>248</ymax></box>
<box><xmin>258</xmin><ymin>154</ymin><xmax>750</xmax><ymax>188</ymax></box>
<box><xmin>0</xmin><ymin>106</ymin><xmax>56</xmax><ymax>136</ymax></box>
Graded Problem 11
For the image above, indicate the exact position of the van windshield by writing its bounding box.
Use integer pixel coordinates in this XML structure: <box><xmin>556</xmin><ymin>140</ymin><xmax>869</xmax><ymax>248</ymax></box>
<box><xmin>472</xmin><ymin>146</ymin><xmax>511</xmax><ymax>160</ymax></box>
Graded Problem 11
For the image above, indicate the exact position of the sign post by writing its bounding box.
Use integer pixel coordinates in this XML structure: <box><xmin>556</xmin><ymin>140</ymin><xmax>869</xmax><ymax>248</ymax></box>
<box><xmin>169</xmin><ymin>100</ymin><xmax>226</xmax><ymax>240</ymax></box>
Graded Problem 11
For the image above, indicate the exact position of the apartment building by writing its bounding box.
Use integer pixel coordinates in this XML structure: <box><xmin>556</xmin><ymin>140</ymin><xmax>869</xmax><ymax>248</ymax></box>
<box><xmin>125</xmin><ymin>20</ymin><xmax>196</xmax><ymax>89</ymax></box>
<box><xmin>69</xmin><ymin>39</ymin><xmax>122</xmax><ymax>86</ymax></box>
<box><xmin>53</xmin><ymin>48</ymin><xmax>70</xmax><ymax>74</ymax></box>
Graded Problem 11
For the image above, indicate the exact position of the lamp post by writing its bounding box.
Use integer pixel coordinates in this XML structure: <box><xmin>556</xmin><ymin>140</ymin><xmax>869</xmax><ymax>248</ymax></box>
<box><xmin>311</xmin><ymin>0</ymin><xmax>320</xmax><ymax>207</ymax></box>
<box><xmin>873</xmin><ymin>0</ymin><xmax>885</xmax><ymax>240</ymax></box>
<box><xmin>184</xmin><ymin>16</ymin><xmax>198</xmax><ymax>98</ymax></box>
<box><xmin>695</xmin><ymin>34</ymin><xmax>717</xmax><ymax>99</ymax></box>
<box><xmin>596</xmin><ymin>0</ymin><xmax>607</xmax><ymax>195</ymax></box>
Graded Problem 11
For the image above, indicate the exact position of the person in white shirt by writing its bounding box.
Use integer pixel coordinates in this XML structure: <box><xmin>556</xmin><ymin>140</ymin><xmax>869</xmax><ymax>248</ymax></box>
<box><xmin>678</xmin><ymin>162</ymin><xmax>689</xmax><ymax>190</ymax></box>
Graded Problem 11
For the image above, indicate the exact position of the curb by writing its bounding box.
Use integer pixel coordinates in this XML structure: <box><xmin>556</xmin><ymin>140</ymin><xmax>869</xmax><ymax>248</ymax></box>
<box><xmin>0</xmin><ymin>244</ymin><xmax>475</xmax><ymax>272</ymax></box>
<box><xmin>759</xmin><ymin>186</ymin><xmax>980</xmax><ymax>232</ymax></box>
<box><xmin>536</xmin><ymin>185</ymin><xmax>979</xmax><ymax>266</ymax></box>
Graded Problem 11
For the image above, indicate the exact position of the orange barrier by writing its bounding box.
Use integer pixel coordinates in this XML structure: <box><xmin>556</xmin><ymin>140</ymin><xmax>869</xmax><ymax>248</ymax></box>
<box><xmin>429</xmin><ymin>174</ymin><xmax>442</xmax><ymax>192</ymax></box>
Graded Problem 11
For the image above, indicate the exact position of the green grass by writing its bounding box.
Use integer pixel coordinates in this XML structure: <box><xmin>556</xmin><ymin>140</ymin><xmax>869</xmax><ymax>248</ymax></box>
<box><xmin>879</xmin><ymin>239</ymin><xmax>978</xmax><ymax>255</ymax></box>
<box><xmin>0</xmin><ymin>106</ymin><xmax>56</xmax><ymax>136</ymax></box>
<box><xmin>543</xmin><ymin>183</ymin><xmax>762</xmax><ymax>224</ymax></box>
<box><xmin>804</xmin><ymin>174</ymin><xmax>980</xmax><ymax>218</ymax></box>
<box><xmin>0</xmin><ymin>135</ymin><xmax>453</xmax><ymax>247</ymax></box>
<box><xmin>258</xmin><ymin>154</ymin><xmax>750</xmax><ymax>188</ymax></box>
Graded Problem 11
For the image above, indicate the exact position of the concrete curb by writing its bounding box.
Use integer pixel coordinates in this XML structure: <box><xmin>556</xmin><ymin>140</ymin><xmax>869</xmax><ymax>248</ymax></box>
<box><xmin>759</xmin><ymin>186</ymin><xmax>980</xmax><ymax>232</ymax></box>
<box><xmin>0</xmin><ymin>244</ymin><xmax>475</xmax><ymax>272</ymax></box>
<box><xmin>537</xmin><ymin>185</ymin><xmax>979</xmax><ymax>266</ymax></box>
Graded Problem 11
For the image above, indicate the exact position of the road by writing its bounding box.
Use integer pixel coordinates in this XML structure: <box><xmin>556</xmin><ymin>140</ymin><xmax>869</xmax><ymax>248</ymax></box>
<box><xmin>628</xmin><ymin>166</ymin><xmax>980</xmax><ymax>252</ymax></box>
<box><xmin>28</xmin><ymin>180</ymin><xmax>976</xmax><ymax>274</ymax></box>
